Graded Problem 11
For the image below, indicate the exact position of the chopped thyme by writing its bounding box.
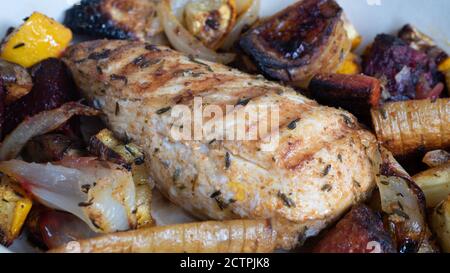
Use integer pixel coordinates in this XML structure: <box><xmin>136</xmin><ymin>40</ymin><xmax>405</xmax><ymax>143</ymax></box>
<box><xmin>277</xmin><ymin>192</ymin><xmax>296</xmax><ymax>208</ymax></box>
<box><xmin>287</xmin><ymin>118</ymin><xmax>300</xmax><ymax>130</ymax></box>
<box><xmin>156</xmin><ymin>107</ymin><xmax>171</xmax><ymax>115</ymax></box>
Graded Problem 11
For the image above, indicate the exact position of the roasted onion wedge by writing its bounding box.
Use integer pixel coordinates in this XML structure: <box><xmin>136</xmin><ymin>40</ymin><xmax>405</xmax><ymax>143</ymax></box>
<box><xmin>239</xmin><ymin>0</ymin><xmax>351</xmax><ymax>87</ymax></box>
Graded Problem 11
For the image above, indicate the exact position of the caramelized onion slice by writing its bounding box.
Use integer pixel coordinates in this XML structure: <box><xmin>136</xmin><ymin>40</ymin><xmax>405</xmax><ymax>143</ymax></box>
<box><xmin>0</xmin><ymin>102</ymin><xmax>100</xmax><ymax>161</ymax></box>
<box><xmin>158</xmin><ymin>0</ymin><xmax>235</xmax><ymax>64</ymax></box>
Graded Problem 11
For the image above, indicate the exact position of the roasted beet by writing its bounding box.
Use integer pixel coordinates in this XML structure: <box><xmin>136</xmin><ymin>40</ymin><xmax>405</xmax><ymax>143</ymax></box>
<box><xmin>3</xmin><ymin>58</ymin><xmax>79</xmax><ymax>137</ymax></box>
<box><xmin>22</xmin><ymin>134</ymin><xmax>85</xmax><ymax>163</ymax></box>
<box><xmin>363</xmin><ymin>34</ymin><xmax>444</xmax><ymax>102</ymax></box>
<box><xmin>26</xmin><ymin>206</ymin><xmax>97</xmax><ymax>250</ymax></box>
<box><xmin>312</xmin><ymin>205</ymin><xmax>396</xmax><ymax>253</ymax></box>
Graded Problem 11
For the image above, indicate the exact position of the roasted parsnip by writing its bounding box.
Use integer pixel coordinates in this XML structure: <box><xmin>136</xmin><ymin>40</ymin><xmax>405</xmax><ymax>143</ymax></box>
<box><xmin>49</xmin><ymin>219</ymin><xmax>276</xmax><ymax>253</ymax></box>
<box><xmin>371</xmin><ymin>98</ymin><xmax>450</xmax><ymax>157</ymax></box>
<box><xmin>431</xmin><ymin>196</ymin><xmax>450</xmax><ymax>253</ymax></box>
<box><xmin>413</xmin><ymin>163</ymin><xmax>450</xmax><ymax>208</ymax></box>
<box><xmin>422</xmin><ymin>150</ymin><xmax>450</xmax><ymax>168</ymax></box>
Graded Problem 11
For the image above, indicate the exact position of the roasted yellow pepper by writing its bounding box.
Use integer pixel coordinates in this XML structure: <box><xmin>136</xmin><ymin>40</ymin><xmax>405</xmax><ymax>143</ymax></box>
<box><xmin>0</xmin><ymin>177</ymin><xmax>32</xmax><ymax>246</ymax></box>
<box><xmin>0</xmin><ymin>12</ymin><xmax>72</xmax><ymax>68</ymax></box>
<box><xmin>336</xmin><ymin>53</ymin><xmax>361</xmax><ymax>75</ymax></box>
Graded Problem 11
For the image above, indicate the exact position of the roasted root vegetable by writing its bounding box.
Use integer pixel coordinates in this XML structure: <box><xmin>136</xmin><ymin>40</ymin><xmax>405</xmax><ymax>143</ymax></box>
<box><xmin>422</xmin><ymin>150</ymin><xmax>450</xmax><ymax>168</ymax></box>
<box><xmin>23</xmin><ymin>134</ymin><xmax>85</xmax><ymax>163</ymax></box>
<box><xmin>64</xmin><ymin>0</ymin><xmax>164</xmax><ymax>43</ymax></box>
<box><xmin>413</xmin><ymin>163</ymin><xmax>450</xmax><ymax>208</ymax></box>
<box><xmin>0</xmin><ymin>176</ymin><xmax>32</xmax><ymax>246</ymax></box>
<box><xmin>3</xmin><ymin>58</ymin><xmax>80</xmax><ymax>137</ymax></box>
<box><xmin>335</xmin><ymin>53</ymin><xmax>361</xmax><ymax>75</ymax></box>
<box><xmin>0</xmin><ymin>59</ymin><xmax>33</xmax><ymax>104</ymax></box>
<box><xmin>0</xmin><ymin>12</ymin><xmax>72</xmax><ymax>68</ymax></box>
<box><xmin>26</xmin><ymin>206</ymin><xmax>97</xmax><ymax>250</ymax></box>
<box><xmin>363</xmin><ymin>34</ymin><xmax>444</xmax><ymax>102</ymax></box>
<box><xmin>49</xmin><ymin>219</ymin><xmax>276</xmax><ymax>253</ymax></box>
<box><xmin>309</xmin><ymin>73</ymin><xmax>381</xmax><ymax>120</ymax></box>
<box><xmin>371</xmin><ymin>98</ymin><xmax>450</xmax><ymax>157</ymax></box>
<box><xmin>88</xmin><ymin>129</ymin><xmax>153</xmax><ymax>228</ymax></box>
<box><xmin>312</xmin><ymin>205</ymin><xmax>396</xmax><ymax>253</ymax></box>
<box><xmin>0</xmin><ymin>157</ymin><xmax>137</xmax><ymax>233</ymax></box>
<box><xmin>88</xmin><ymin>129</ymin><xmax>144</xmax><ymax>167</ymax></box>
<box><xmin>184</xmin><ymin>0</ymin><xmax>237</xmax><ymax>50</ymax></box>
<box><xmin>398</xmin><ymin>24</ymin><xmax>448</xmax><ymax>67</ymax></box>
<box><xmin>432</xmin><ymin>196</ymin><xmax>450</xmax><ymax>252</ymax></box>
<box><xmin>377</xmin><ymin>147</ymin><xmax>427</xmax><ymax>253</ymax></box>
<box><xmin>239</xmin><ymin>0</ymin><xmax>351</xmax><ymax>87</ymax></box>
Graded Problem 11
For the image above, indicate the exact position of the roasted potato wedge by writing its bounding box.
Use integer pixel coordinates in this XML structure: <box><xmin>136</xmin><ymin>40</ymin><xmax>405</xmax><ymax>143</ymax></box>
<box><xmin>431</xmin><ymin>196</ymin><xmax>450</xmax><ymax>253</ymax></box>
<box><xmin>0</xmin><ymin>176</ymin><xmax>32</xmax><ymax>246</ymax></box>
<box><xmin>371</xmin><ymin>98</ymin><xmax>450</xmax><ymax>157</ymax></box>
<box><xmin>422</xmin><ymin>150</ymin><xmax>450</xmax><ymax>168</ymax></box>
<box><xmin>184</xmin><ymin>0</ymin><xmax>237</xmax><ymax>50</ymax></box>
<box><xmin>239</xmin><ymin>0</ymin><xmax>351</xmax><ymax>88</ymax></box>
<box><xmin>413</xmin><ymin>163</ymin><xmax>450</xmax><ymax>208</ymax></box>
<box><xmin>0</xmin><ymin>12</ymin><xmax>72</xmax><ymax>68</ymax></box>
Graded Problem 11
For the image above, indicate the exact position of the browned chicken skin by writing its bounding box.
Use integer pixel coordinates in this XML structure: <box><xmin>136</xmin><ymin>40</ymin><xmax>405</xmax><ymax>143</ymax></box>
<box><xmin>63</xmin><ymin>40</ymin><xmax>380</xmax><ymax>249</ymax></box>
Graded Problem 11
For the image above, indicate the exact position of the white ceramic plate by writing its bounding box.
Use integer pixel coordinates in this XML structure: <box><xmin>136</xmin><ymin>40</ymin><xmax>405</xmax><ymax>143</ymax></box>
<box><xmin>1</xmin><ymin>0</ymin><xmax>449</xmax><ymax>253</ymax></box>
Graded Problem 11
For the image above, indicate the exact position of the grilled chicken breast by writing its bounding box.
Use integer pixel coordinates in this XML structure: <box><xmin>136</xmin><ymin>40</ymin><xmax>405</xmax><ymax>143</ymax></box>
<box><xmin>63</xmin><ymin>40</ymin><xmax>379</xmax><ymax>249</ymax></box>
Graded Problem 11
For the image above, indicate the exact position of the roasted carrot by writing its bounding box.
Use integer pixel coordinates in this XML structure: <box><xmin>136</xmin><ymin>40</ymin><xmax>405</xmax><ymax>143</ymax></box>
<box><xmin>371</xmin><ymin>98</ymin><xmax>450</xmax><ymax>156</ymax></box>
<box><xmin>49</xmin><ymin>219</ymin><xmax>276</xmax><ymax>253</ymax></box>
<box><xmin>309</xmin><ymin>73</ymin><xmax>381</xmax><ymax>120</ymax></box>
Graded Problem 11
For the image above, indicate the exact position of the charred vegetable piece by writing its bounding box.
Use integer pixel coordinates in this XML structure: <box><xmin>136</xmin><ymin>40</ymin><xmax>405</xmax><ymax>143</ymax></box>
<box><xmin>88</xmin><ymin>129</ymin><xmax>145</xmax><ymax>167</ymax></box>
<box><xmin>0</xmin><ymin>103</ymin><xmax>100</xmax><ymax>161</ymax></box>
<box><xmin>413</xmin><ymin>163</ymin><xmax>450</xmax><ymax>208</ymax></box>
<box><xmin>0</xmin><ymin>176</ymin><xmax>32</xmax><ymax>246</ymax></box>
<box><xmin>49</xmin><ymin>219</ymin><xmax>276</xmax><ymax>253</ymax></box>
<box><xmin>0</xmin><ymin>158</ymin><xmax>137</xmax><ymax>233</ymax></box>
<box><xmin>239</xmin><ymin>0</ymin><xmax>351</xmax><ymax>87</ymax></box>
<box><xmin>88</xmin><ymin>129</ymin><xmax>153</xmax><ymax>228</ymax></box>
<box><xmin>446</xmin><ymin>69</ymin><xmax>450</xmax><ymax>96</ymax></box>
<box><xmin>184</xmin><ymin>0</ymin><xmax>237</xmax><ymax>50</ymax></box>
<box><xmin>0</xmin><ymin>79</ymin><xmax>5</xmax><ymax>137</ymax></box>
<box><xmin>371</xmin><ymin>98</ymin><xmax>450</xmax><ymax>157</ymax></box>
<box><xmin>363</xmin><ymin>34</ymin><xmax>444</xmax><ymax>102</ymax></box>
<box><xmin>398</xmin><ymin>24</ymin><xmax>448</xmax><ymax>67</ymax></box>
<box><xmin>3</xmin><ymin>58</ymin><xmax>79</xmax><ymax>137</ymax></box>
<box><xmin>0</xmin><ymin>59</ymin><xmax>33</xmax><ymax>104</ymax></box>
<box><xmin>432</xmin><ymin>196</ymin><xmax>450</xmax><ymax>253</ymax></box>
<box><xmin>377</xmin><ymin>148</ymin><xmax>427</xmax><ymax>253</ymax></box>
<box><xmin>23</xmin><ymin>134</ymin><xmax>85</xmax><ymax>163</ymax></box>
<box><xmin>0</xmin><ymin>12</ymin><xmax>72</xmax><ymax>68</ymax></box>
<box><xmin>64</xmin><ymin>0</ymin><xmax>163</xmax><ymax>42</ymax></box>
<box><xmin>422</xmin><ymin>150</ymin><xmax>450</xmax><ymax>168</ymax></box>
<box><xmin>26</xmin><ymin>206</ymin><xmax>97</xmax><ymax>250</ymax></box>
<box><xmin>312</xmin><ymin>205</ymin><xmax>396</xmax><ymax>253</ymax></box>
<box><xmin>309</xmin><ymin>73</ymin><xmax>381</xmax><ymax>121</ymax></box>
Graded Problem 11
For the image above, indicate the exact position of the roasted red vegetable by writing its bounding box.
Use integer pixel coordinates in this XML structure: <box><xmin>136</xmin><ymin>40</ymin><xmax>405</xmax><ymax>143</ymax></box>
<box><xmin>0</xmin><ymin>79</ymin><xmax>5</xmax><ymax>137</ymax></box>
<box><xmin>363</xmin><ymin>34</ymin><xmax>444</xmax><ymax>102</ymax></box>
<box><xmin>26</xmin><ymin>206</ymin><xmax>97</xmax><ymax>250</ymax></box>
<box><xmin>22</xmin><ymin>134</ymin><xmax>85</xmax><ymax>163</ymax></box>
<box><xmin>309</xmin><ymin>73</ymin><xmax>381</xmax><ymax>121</ymax></box>
<box><xmin>3</xmin><ymin>58</ymin><xmax>79</xmax><ymax>137</ymax></box>
<box><xmin>312</xmin><ymin>205</ymin><xmax>396</xmax><ymax>253</ymax></box>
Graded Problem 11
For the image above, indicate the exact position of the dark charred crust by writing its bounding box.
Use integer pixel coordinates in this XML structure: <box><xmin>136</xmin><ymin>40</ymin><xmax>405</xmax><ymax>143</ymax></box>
<box><xmin>110</xmin><ymin>74</ymin><xmax>128</xmax><ymax>84</ymax></box>
<box><xmin>64</xmin><ymin>0</ymin><xmax>133</xmax><ymax>40</ymax></box>
<box><xmin>313</xmin><ymin>205</ymin><xmax>396</xmax><ymax>253</ymax></box>
<box><xmin>239</xmin><ymin>0</ymin><xmax>343</xmax><ymax>82</ymax></box>
<box><xmin>309</xmin><ymin>73</ymin><xmax>381</xmax><ymax>121</ymax></box>
<box><xmin>88</xmin><ymin>49</ymin><xmax>112</xmax><ymax>60</ymax></box>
